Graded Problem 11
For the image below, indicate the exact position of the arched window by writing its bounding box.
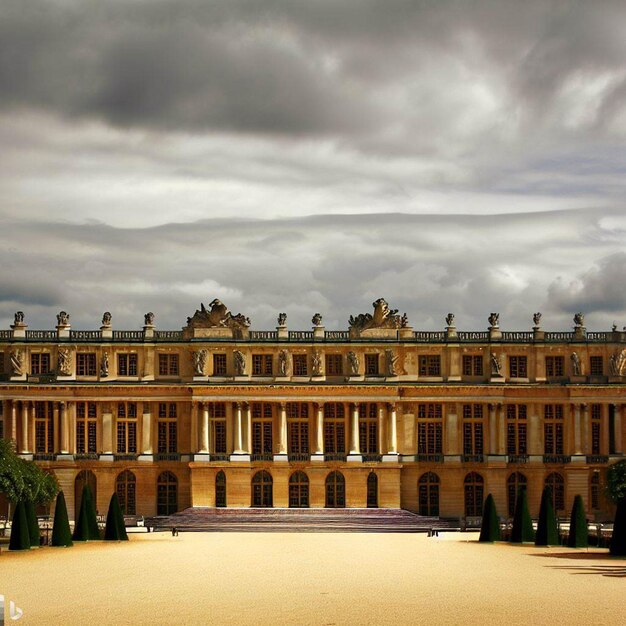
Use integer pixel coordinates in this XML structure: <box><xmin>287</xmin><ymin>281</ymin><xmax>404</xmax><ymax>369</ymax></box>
<box><xmin>252</xmin><ymin>470</ymin><xmax>273</xmax><ymax>507</ymax></box>
<box><xmin>116</xmin><ymin>470</ymin><xmax>136</xmax><ymax>515</ymax></box>
<box><xmin>464</xmin><ymin>472</ymin><xmax>484</xmax><ymax>517</ymax></box>
<box><xmin>367</xmin><ymin>472</ymin><xmax>378</xmax><ymax>508</ymax></box>
<box><xmin>545</xmin><ymin>472</ymin><xmax>565</xmax><ymax>511</ymax></box>
<box><xmin>75</xmin><ymin>470</ymin><xmax>97</xmax><ymax>517</ymax></box>
<box><xmin>157</xmin><ymin>471</ymin><xmax>178</xmax><ymax>515</ymax></box>
<box><xmin>507</xmin><ymin>472</ymin><xmax>527</xmax><ymax>517</ymax></box>
<box><xmin>216</xmin><ymin>470</ymin><xmax>227</xmax><ymax>508</ymax></box>
<box><xmin>325</xmin><ymin>471</ymin><xmax>345</xmax><ymax>508</ymax></box>
<box><xmin>289</xmin><ymin>471</ymin><xmax>309</xmax><ymax>508</ymax></box>
<box><xmin>590</xmin><ymin>472</ymin><xmax>601</xmax><ymax>511</ymax></box>
<box><xmin>418</xmin><ymin>472</ymin><xmax>440</xmax><ymax>516</ymax></box>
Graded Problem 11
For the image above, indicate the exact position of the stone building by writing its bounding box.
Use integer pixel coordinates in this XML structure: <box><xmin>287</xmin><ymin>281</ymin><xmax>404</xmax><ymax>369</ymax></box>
<box><xmin>0</xmin><ymin>300</ymin><xmax>624</xmax><ymax>522</ymax></box>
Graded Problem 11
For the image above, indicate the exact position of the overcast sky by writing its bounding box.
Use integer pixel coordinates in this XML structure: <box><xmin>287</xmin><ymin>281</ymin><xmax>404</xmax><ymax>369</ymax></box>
<box><xmin>1</xmin><ymin>0</ymin><xmax>625</xmax><ymax>331</ymax></box>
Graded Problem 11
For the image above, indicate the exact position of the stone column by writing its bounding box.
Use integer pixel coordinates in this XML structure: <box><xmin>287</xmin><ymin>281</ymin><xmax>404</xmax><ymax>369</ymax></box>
<box><xmin>199</xmin><ymin>402</ymin><xmax>209</xmax><ymax>453</ymax></box>
<box><xmin>20</xmin><ymin>401</ymin><xmax>30</xmax><ymax>453</ymax></box>
<box><xmin>11</xmin><ymin>400</ymin><xmax>17</xmax><ymax>442</ymax></box>
<box><xmin>315</xmin><ymin>403</ymin><xmax>324</xmax><ymax>455</ymax></box>
<box><xmin>388</xmin><ymin>403</ymin><xmax>398</xmax><ymax>454</ymax></box>
<box><xmin>529</xmin><ymin>410</ymin><xmax>541</xmax><ymax>455</ymax></box>
<box><xmin>497</xmin><ymin>404</ymin><xmax>505</xmax><ymax>455</ymax></box>
<box><xmin>573</xmin><ymin>404</ymin><xmax>582</xmax><ymax>455</ymax></box>
<box><xmin>60</xmin><ymin>401</ymin><xmax>69</xmax><ymax>454</ymax></box>
<box><xmin>489</xmin><ymin>404</ymin><xmax>497</xmax><ymax>455</ymax></box>
<box><xmin>141</xmin><ymin>403</ymin><xmax>153</xmax><ymax>456</ymax></box>
<box><xmin>101</xmin><ymin>406</ymin><xmax>113</xmax><ymax>456</ymax></box>
<box><xmin>615</xmin><ymin>404</ymin><xmax>623</xmax><ymax>454</ymax></box>
<box><xmin>52</xmin><ymin>402</ymin><xmax>60</xmax><ymax>453</ymax></box>
<box><xmin>233</xmin><ymin>402</ymin><xmax>244</xmax><ymax>454</ymax></box>
<box><xmin>446</xmin><ymin>404</ymin><xmax>458</xmax><ymax>456</ymax></box>
<box><xmin>378</xmin><ymin>404</ymin><xmax>386</xmax><ymax>455</ymax></box>
<box><xmin>278</xmin><ymin>402</ymin><xmax>288</xmax><ymax>455</ymax></box>
<box><xmin>349</xmin><ymin>403</ymin><xmax>360</xmax><ymax>455</ymax></box>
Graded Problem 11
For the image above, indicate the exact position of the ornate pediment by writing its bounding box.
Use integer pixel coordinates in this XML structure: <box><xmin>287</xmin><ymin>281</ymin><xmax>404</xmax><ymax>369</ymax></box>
<box><xmin>186</xmin><ymin>299</ymin><xmax>250</xmax><ymax>330</ymax></box>
<box><xmin>349</xmin><ymin>298</ymin><xmax>408</xmax><ymax>333</ymax></box>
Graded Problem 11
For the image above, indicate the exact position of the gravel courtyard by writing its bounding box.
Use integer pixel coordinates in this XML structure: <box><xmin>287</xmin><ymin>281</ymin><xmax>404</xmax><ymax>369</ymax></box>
<box><xmin>1</xmin><ymin>531</ymin><xmax>624</xmax><ymax>625</ymax></box>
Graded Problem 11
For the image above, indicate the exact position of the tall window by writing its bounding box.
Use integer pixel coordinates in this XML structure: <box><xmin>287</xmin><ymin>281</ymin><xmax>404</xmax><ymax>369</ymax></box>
<box><xmin>210</xmin><ymin>403</ymin><xmax>227</xmax><ymax>454</ymax></box>
<box><xmin>590</xmin><ymin>473</ymin><xmax>601</xmax><ymax>510</ymax></box>
<box><xmin>157</xmin><ymin>471</ymin><xmax>178</xmax><ymax>515</ymax></box>
<box><xmin>76</xmin><ymin>402</ymin><xmax>97</xmax><ymax>454</ymax></box>
<box><xmin>544</xmin><ymin>404</ymin><xmax>564</xmax><ymax>455</ymax></box>
<box><xmin>325</xmin><ymin>471</ymin><xmax>345</xmax><ymax>508</ymax></box>
<box><xmin>545</xmin><ymin>472</ymin><xmax>565</xmax><ymax>511</ymax></box>
<box><xmin>417</xmin><ymin>403</ymin><xmax>443</xmax><ymax>455</ymax></box>
<box><xmin>545</xmin><ymin>356</ymin><xmax>564</xmax><ymax>377</ymax></box>
<box><xmin>418</xmin><ymin>472</ymin><xmax>439</xmax><ymax>516</ymax></box>
<box><xmin>509</xmin><ymin>356</ymin><xmax>528</xmax><ymax>378</ymax></box>
<box><xmin>215</xmin><ymin>470</ymin><xmax>227</xmax><ymax>507</ymax></box>
<box><xmin>252</xmin><ymin>354</ymin><xmax>273</xmax><ymax>376</ymax></box>
<box><xmin>419</xmin><ymin>355</ymin><xmax>441</xmax><ymax>376</ymax></box>
<box><xmin>591</xmin><ymin>404</ymin><xmax>602</xmax><ymax>455</ymax></box>
<box><xmin>462</xmin><ymin>355</ymin><xmax>483</xmax><ymax>376</ymax></box>
<box><xmin>213</xmin><ymin>353</ymin><xmax>227</xmax><ymax>376</ymax></box>
<box><xmin>292</xmin><ymin>354</ymin><xmax>308</xmax><ymax>376</ymax></box>
<box><xmin>30</xmin><ymin>353</ymin><xmax>50</xmax><ymax>375</ymax></box>
<box><xmin>76</xmin><ymin>353</ymin><xmax>97</xmax><ymax>376</ymax></box>
<box><xmin>252</xmin><ymin>470</ymin><xmax>273</xmax><ymax>507</ymax></box>
<box><xmin>326</xmin><ymin>354</ymin><xmax>343</xmax><ymax>376</ymax></box>
<box><xmin>0</xmin><ymin>351</ymin><xmax>4</xmax><ymax>375</ymax></box>
<box><xmin>589</xmin><ymin>356</ymin><xmax>604</xmax><ymax>376</ymax></box>
<box><xmin>324</xmin><ymin>403</ymin><xmax>345</xmax><ymax>455</ymax></box>
<box><xmin>117</xmin><ymin>353</ymin><xmax>138</xmax><ymax>376</ymax></box>
<box><xmin>116</xmin><ymin>470</ymin><xmax>136</xmax><ymax>515</ymax></box>
<box><xmin>464</xmin><ymin>472</ymin><xmax>484</xmax><ymax>517</ymax></box>
<box><xmin>365</xmin><ymin>354</ymin><xmax>380</xmax><ymax>376</ymax></box>
<box><xmin>158</xmin><ymin>353</ymin><xmax>179</xmax><ymax>376</ymax></box>
<box><xmin>251</xmin><ymin>402</ymin><xmax>273</xmax><ymax>456</ymax></box>
<box><xmin>506</xmin><ymin>404</ymin><xmax>527</xmax><ymax>455</ymax></box>
<box><xmin>287</xmin><ymin>403</ymin><xmax>309</xmax><ymax>455</ymax></box>
<box><xmin>116</xmin><ymin>402</ymin><xmax>137</xmax><ymax>453</ymax></box>
<box><xmin>462</xmin><ymin>404</ymin><xmax>484</xmax><ymax>456</ymax></box>
<box><xmin>289</xmin><ymin>471</ymin><xmax>309</xmax><ymax>508</ymax></box>
<box><xmin>507</xmin><ymin>472</ymin><xmax>527</xmax><ymax>517</ymax></box>
<box><xmin>358</xmin><ymin>403</ymin><xmax>378</xmax><ymax>455</ymax></box>
<box><xmin>157</xmin><ymin>403</ymin><xmax>177</xmax><ymax>454</ymax></box>
<box><xmin>34</xmin><ymin>401</ymin><xmax>53</xmax><ymax>453</ymax></box>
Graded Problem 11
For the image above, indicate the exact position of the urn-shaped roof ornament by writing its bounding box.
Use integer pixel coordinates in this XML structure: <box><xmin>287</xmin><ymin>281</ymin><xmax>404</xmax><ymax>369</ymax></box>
<box><xmin>312</xmin><ymin>313</ymin><xmax>323</xmax><ymax>327</ymax></box>
<box><xmin>573</xmin><ymin>312</ymin><xmax>585</xmax><ymax>328</ymax></box>
<box><xmin>56</xmin><ymin>310</ymin><xmax>70</xmax><ymax>326</ymax></box>
<box><xmin>144</xmin><ymin>312</ymin><xmax>155</xmax><ymax>327</ymax></box>
<box><xmin>101</xmin><ymin>311</ymin><xmax>112</xmax><ymax>327</ymax></box>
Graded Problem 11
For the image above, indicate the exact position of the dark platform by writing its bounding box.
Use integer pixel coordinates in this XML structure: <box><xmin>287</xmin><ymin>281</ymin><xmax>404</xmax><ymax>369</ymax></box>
<box><xmin>145</xmin><ymin>507</ymin><xmax>458</xmax><ymax>533</ymax></box>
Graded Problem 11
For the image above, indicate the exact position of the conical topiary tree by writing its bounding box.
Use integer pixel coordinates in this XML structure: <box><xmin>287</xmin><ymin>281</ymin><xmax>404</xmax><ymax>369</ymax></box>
<box><xmin>535</xmin><ymin>486</ymin><xmax>559</xmax><ymax>546</ymax></box>
<box><xmin>609</xmin><ymin>498</ymin><xmax>626</xmax><ymax>556</ymax></box>
<box><xmin>567</xmin><ymin>495</ymin><xmax>588</xmax><ymax>548</ymax></box>
<box><xmin>73</xmin><ymin>485</ymin><xmax>99</xmax><ymax>541</ymax></box>
<box><xmin>85</xmin><ymin>486</ymin><xmax>100</xmax><ymax>540</ymax></box>
<box><xmin>51</xmin><ymin>491</ymin><xmax>73</xmax><ymax>547</ymax></box>
<box><xmin>479</xmin><ymin>493</ymin><xmax>501</xmax><ymax>542</ymax></box>
<box><xmin>9</xmin><ymin>501</ymin><xmax>31</xmax><ymax>551</ymax></box>
<box><xmin>104</xmin><ymin>493</ymin><xmax>128</xmax><ymax>541</ymax></box>
<box><xmin>24</xmin><ymin>499</ymin><xmax>40</xmax><ymax>548</ymax></box>
<box><xmin>510</xmin><ymin>487</ymin><xmax>535</xmax><ymax>543</ymax></box>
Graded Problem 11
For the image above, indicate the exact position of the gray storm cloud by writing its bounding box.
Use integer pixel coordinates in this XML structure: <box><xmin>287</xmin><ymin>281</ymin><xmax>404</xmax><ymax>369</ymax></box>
<box><xmin>0</xmin><ymin>1</ymin><xmax>625</xmax><ymax>329</ymax></box>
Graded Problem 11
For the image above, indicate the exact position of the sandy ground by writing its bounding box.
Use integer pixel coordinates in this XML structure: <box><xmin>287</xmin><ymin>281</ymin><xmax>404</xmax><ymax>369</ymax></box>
<box><xmin>0</xmin><ymin>531</ymin><xmax>624</xmax><ymax>625</ymax></box>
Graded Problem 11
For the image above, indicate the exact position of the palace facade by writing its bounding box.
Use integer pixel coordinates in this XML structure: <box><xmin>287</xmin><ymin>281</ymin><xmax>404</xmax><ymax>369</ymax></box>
<box><xmin>0</xmin><ymin>300</ymin><xmax>624</xmax><ymax>522</ymax></box>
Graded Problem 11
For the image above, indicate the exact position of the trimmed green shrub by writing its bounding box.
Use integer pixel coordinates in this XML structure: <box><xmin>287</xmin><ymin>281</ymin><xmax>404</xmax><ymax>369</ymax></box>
<box><xmin>567</xmin><ymin>495</ymin><xmax>588</xmax><ymax>548</ymax></box>
<box><xmin>51</xmin><ymin>491</ymin><xmax>73</xmax><ymax>547</ymax></box>
<box><xmin>85</xmin><ymin>486</ymin><xmax>100</xmax><ymax>540</ymax></box>
<box><xmin>9</xmin><ymin>501</ymin><xmax>31</xmax><ymax>551</ymax></box>
<box><xmin>479</xmin><ymin>493</ymin><xmax>501</xmax><ymax>542</ymax></box>
<box><xmin>73</xmin><ymin>485</ymin><xmax>99</xmax><ymax>541</ymax></box>
<box><xmin>24</xmin><ymin>499</ymin><xmax>40</xmax><ymax>548</ymax></box>
<box><xmin>510</xmin><ymin>487</ymin><xmax>534</xmax><ymax>543</ymax></box>
<box><xmin>104</xmin><ymin>493</ymin><xmax>128</xmax><ymax>541</ymax></box>
<box><xmin>609</xmin><ymin>499</ymin><xmax>626</xmax><ymax>556</ymax></box>
<box><xmin>535</xmin><ymin>487</ymin><xmax>559</xmax><ymax>546</ymax></box>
